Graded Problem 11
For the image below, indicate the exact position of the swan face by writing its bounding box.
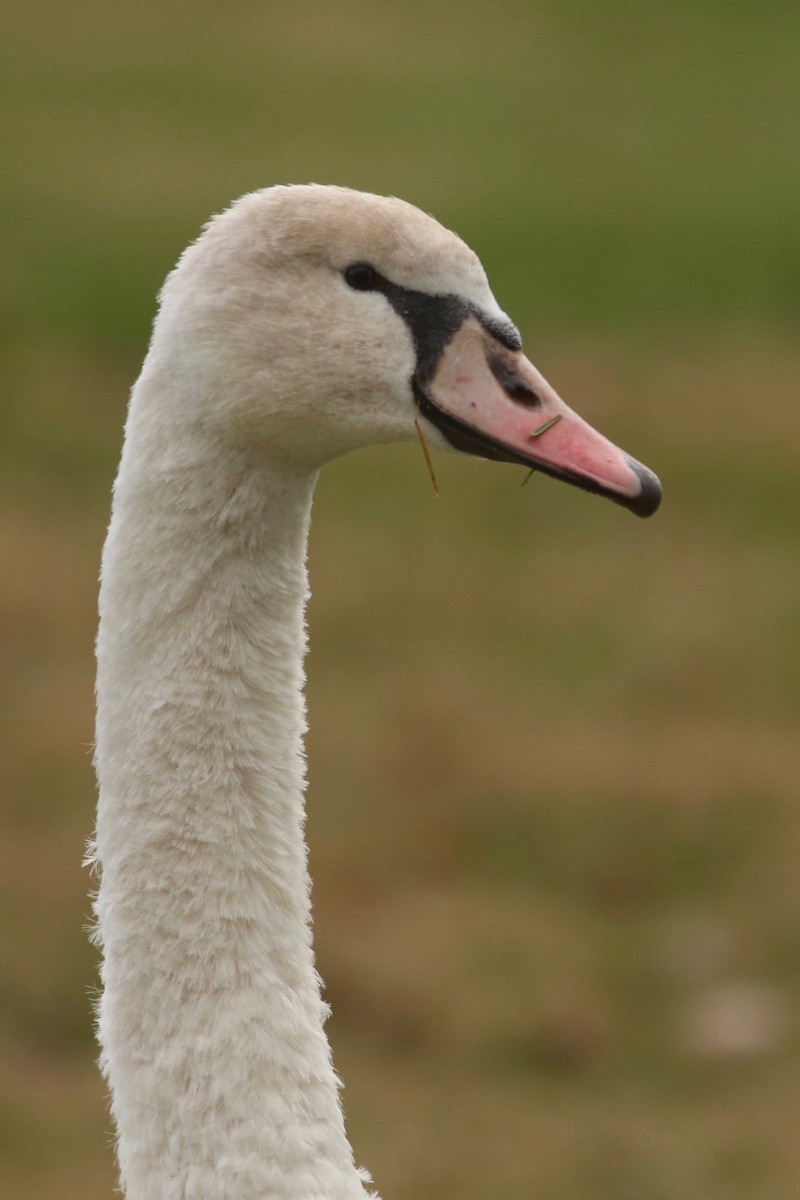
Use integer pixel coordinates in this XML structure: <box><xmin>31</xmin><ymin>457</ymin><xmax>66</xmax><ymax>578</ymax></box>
<box><xmin>153</xmin><ymin>185</ymin><xmax>661</xmax><ymax>514</ymax></box>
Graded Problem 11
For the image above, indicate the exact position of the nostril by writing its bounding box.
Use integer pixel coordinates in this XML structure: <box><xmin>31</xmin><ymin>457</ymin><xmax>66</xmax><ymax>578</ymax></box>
<box><xmin>509</xmin><ymin>380</ymin><xmax>541</xmax><ymax>407</ymax></box>
<box><xmin>488</xmin><ymin>356</ymin><xmax>542</xmax><ymax>409</ymax></box>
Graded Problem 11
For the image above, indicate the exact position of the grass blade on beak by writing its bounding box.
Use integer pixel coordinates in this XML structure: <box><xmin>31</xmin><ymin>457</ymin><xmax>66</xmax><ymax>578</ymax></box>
<box><xmin>415</xmin><ymin>416</ymin><xmax>441</xmax><ymax>497</ymax></box>
<box><xmin>528</xmin><ymin>414</ymin><xmax>562</xmax><ymax>439</ymax></box>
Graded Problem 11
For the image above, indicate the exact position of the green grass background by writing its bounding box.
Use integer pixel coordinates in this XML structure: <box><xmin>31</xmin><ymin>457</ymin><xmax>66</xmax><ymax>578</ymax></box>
<box><xmin>1</xmin><ymin>2</ymin><xmax>799</xmax><ymax>1197</ymax></box>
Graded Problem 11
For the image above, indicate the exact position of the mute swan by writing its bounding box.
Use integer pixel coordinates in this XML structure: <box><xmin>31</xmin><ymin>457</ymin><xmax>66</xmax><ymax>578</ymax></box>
<box><xmin>92</xmin><ymin>184</ymin><xmax>661</xmax><ymax>1200</ymax></box>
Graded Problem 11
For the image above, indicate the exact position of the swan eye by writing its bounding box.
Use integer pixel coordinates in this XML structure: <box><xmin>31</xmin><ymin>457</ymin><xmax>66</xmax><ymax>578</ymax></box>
<box><xmin>344</xmin><ymin>263</ymin><xmax>378</xmax><ymax>291</ymax></box>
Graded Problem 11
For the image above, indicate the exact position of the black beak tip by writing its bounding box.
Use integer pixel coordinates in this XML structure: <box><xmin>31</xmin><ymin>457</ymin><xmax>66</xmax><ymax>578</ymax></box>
<box><xmin>626</xmin><ymin>460</ymin><xmax>663</xmax><ymax>518</ymax></box>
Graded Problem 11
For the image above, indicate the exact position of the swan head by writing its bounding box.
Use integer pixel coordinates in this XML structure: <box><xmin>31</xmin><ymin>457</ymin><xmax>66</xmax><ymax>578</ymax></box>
<box><xmin>152</xmin><ymin>184</ymin><xmax>661</xmax><ymax>516</ymax></box>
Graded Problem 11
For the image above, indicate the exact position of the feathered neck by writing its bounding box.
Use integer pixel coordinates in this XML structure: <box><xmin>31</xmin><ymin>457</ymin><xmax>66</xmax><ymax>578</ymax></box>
<box><xmin>93</xmin><ymin>373</ymin><xmax>373</xmax><ymax>1200</ymax></box>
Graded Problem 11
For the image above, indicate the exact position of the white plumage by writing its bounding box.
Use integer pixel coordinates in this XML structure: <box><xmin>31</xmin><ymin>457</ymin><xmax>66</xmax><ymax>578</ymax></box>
<box><xmin>92</xmin><ymin>185</ymin><xmax>660</xmax><ymax>1200</ymax></box>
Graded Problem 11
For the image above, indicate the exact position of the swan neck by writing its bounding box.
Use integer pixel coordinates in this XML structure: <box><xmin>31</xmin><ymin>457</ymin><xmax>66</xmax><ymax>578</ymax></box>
<box><xmin>94</xmin><ymin>416</ymin><xmax>371</xmax><ymax>1200</ymax></box>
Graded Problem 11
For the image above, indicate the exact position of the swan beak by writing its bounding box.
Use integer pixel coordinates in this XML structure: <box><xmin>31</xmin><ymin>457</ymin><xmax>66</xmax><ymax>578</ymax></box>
<box><xmin>416</xmin><ymin>318</ymin><xmax>662</xmax><ymax>517</ymax></box>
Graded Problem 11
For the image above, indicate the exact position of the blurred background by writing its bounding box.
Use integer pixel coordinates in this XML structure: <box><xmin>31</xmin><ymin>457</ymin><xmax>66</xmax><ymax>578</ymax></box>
<box><xmin>1</xmin><ymin>2</ymin><xmax>799</xmax><ymax>1197</ymax></box>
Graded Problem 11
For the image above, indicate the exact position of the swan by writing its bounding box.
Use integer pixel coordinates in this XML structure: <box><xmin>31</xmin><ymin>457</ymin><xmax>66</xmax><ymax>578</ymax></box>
<box><xmin>92</xmin><ymin>184</ymin><xmax>661</xmax><ymax>1200</ymax></box>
